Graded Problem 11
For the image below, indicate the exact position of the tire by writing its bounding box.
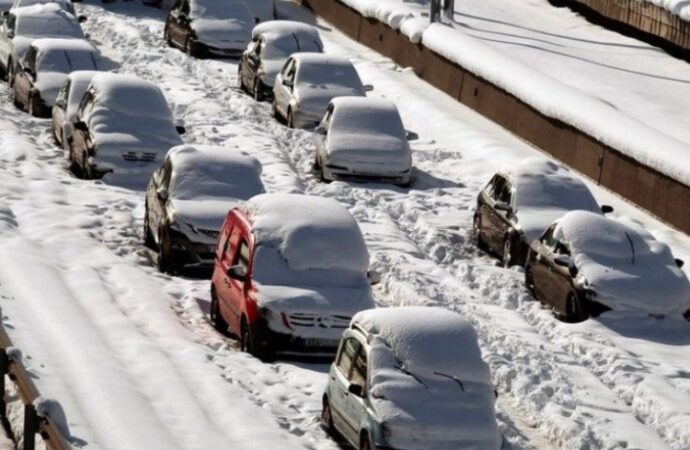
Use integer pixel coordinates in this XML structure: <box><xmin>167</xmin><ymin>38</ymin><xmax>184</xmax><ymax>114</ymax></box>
<box><xmin>67</xmin><ymin>141</ymin><xmax>83</xmax><ymax>178</ymax></box>
<box><xmin>565</xmin><ymin>291</ymin><xmax>588</xmax><ymax>323</ymax></box>
<box><xmin>164</xmin><ymin>26</ymin><xmax>171</xmax><ymax>46</ymax></box>
<box><xmin>253</xmin><ymin>79</ymin><xmax>264</xmax><ymax>102</ymax></box>
<box><xmin>360</xmin><ymin>433</ymin><xmax>372</xmax><ymax>450</ymax></box>
<box><xmin>287</xmin><ymin>108</ymin><xmax>294</xmax><ymax>128</ymax></box>
<box><xmin>321</xmin><ymin>397</ymin><xmax>335</xmax><ymax>433</ymax></box>
<box><xmin>82</xmin><ymin>148</ymin><xmax>95</xmax><ymax>179</ymax></box>
<box><xmin>525</xmin><ymin>264</ymin><xmax>535</xmax><ymax>295</ymax></box>
<box><xmin>473</xmin><ymin>214</ymin><xmax>487</xmax><ymax>251</ymax></box>
<box><xmin>210</xmin><ymin>289</ymin><xmax>229</xmax><ymax>334</ymax></box>
<box><xmin>28</xmin><ymin>93</ymin><xmax>37</xmax><ymax>117</ymax></box>
<box><xmin>143</xmin><ymin>204</ymin><xmax>155</xmax><ymax>249</ymax></box>
<box><xmin>185</xmin><ymin>37</ymin><xmax>195</xmax><ymax>57</ymax></box>
<box><xmin>502</xmin><ymin>236</ymin><xmax>514</xmax><ymax>268</ymax></box>
<box><xmin>240</xmin><ymin>318</ymin><xmax>270</xmax><ymax>361</ymax></box>
<box><xmin>313</xmin><ymin>153</ymin><xmax>327</xmax><ymax>182</ymax></box>
<box><xmin>0</xmin><ymin>60</ymin><xmax>6</xmax><ymax>82</ymax></box>
<box><xmin>157</xmin><ymin>226</ymin><xmax>175</xmax><ymax>274</ymax></box>
<box><xmin>10</xmin><ymin>85</ymin><xmax>21</xmax><ymax>109</ymax></box>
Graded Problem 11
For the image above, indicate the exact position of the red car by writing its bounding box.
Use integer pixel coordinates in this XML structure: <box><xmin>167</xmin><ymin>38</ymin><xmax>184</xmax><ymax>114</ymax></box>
<box><xmin>210</xmin><ymin>193</ymin><xmax>376</xmax><ymax>360</ymax></box>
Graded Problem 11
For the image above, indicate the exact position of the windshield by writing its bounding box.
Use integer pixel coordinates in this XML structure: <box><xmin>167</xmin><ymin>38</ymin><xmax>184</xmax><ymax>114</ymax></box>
<box><xmin>514</xmin><ymin>177</ymin><xmax>599</xmax><ymax>211</ymax></box>
<box><xmin>171</xmin><ymin>163</ymin><xmax>264</xmax><ymax>201</ymax></box>
<box><xmin>297</xmin><ymin>61</ymin><xmax>362</xmax><ymax>89</ymax></box>
<box><xmin>331</xmin><ymin>107</ymin><xmax>405</xmax><ymax>138</ymax></box>
<box><xmin>263</xmin><ymin>36</ymin><xmax>322</xmax><ymax>60</ymax></box>
<box><xmin>16</xmin><ymin>16</ymin><xmax>83</xmax><ymax>38</ymax></box>
<box><xmin>38</xmin><ymin>49</ymin><xmax>97</xmax><ymax>73</ymax></box>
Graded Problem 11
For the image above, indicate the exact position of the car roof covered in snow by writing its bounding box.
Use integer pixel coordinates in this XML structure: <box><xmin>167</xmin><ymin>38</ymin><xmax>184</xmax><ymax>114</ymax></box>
<box><xmin>329</xmin><ymin>97</ymin><xmax>404</xmax><ymax>135</ymax></box>
<box><xmin>12</xmin><ymin>4</ymin><xmax>84</xmax><ymax>38</ymax></box>
<box><xmin>168</xmin><ymin>145</ymin><xmax>264</xmax><ymax>201</ymax></box>
<box><xmin>353</xmin><ymin>307</ymin><xmax>491</xmax><ymax>381</ymax></box>
<box><xmin>189</xmin><ymin>0</ymin><xmax>252</xmax><ymax>20</ymax></box>
<box><xmin>244</xmin><ymin>193</ymin><xmax>369</xmax><ymax>273</ymax></box>
<box><xmin>291</xmin><ymin>52</ymin><xmax>350</xmax><ymax>66</ymax></box>
<box><xmin>87</xmin><ymin>73</ymin><xmax>173</xmax><ymax>119</ymax></box>
<box><xmin>553</xmin><ymin>211</ymin><xmax>690</xmax><ymax>315</ymax></box>
<box><xmin>252</xmin><ymin>20</ymin><xmax>321</xmax><ymax>42</ymax></box>
<box><xmin>31</xmin><ymin>38</ymin><xmax>95</xmax><ymax>53</ymax></box>
<box><xmin>12</xmin><ymin>0</ymin><xmax>73</xmax><ymax>13</ymax></box>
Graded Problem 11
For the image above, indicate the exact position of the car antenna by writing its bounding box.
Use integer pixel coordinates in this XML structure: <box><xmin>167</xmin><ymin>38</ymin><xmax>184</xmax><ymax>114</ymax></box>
<box><xmin>624</xmin><ymin>231</ymin><xmax>635</xmax><ymax>264</ymax></box>
<box><xmin>434</xmin><ymin>371</ymin><xmax>465</xmax><ymax>391</ymax></box>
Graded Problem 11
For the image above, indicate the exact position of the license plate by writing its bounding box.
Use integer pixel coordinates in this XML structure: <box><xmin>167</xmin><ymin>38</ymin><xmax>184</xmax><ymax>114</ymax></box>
<box><xmin>303</xmin><ymin>338</ymin><xmax>336</xmax><ymax>348</ymax></box>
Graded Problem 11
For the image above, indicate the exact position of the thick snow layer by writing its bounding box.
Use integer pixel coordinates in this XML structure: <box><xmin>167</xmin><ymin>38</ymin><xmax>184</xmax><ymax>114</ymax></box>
<box><xmin>554</xmin><ymin>211</ymin><xmax>690</xmax><ymax>315</ymax></box>
<box><xmin>189</xmin><ymin>0</ymin><xmax>253</xmax><ymax>49</ymax></box>
<box><xmin>337</xmin><ymin>0</ymin><xmax>690</xmax><ymax>187</ymax></box>
<box><xmin>13</xmin><ymin>4</ymin><xmax>84</xmax><ymax>38</ymax></box>
<box><xmin>11</xmin><ymin>0</ymin><xmax>74</xmax><ymax>14</ymax></box>
<box><xmin>643</xmin><ymin>0</ymin><xmax>690</xmax><ymax>20</ymax></box>
<box><xmin>63</xmin><ymin>70</ymin><xmax>101</xmax><ymax>126</ymax></box>
<box><xmin>326</xmin><ymin>96</ymin><xmax>411</xmax><ymax>171</ymax></box>
<box><xmin>353</xmin><ymin>307</ymin><xmax>501</xmax><ymax>450</ymax></box>
<box><xmin>506</xmin><ymin>157</ymin><xmax>601</xmax><ymax>242</ymax></box>
<box><xmin>246</xmin><ymin>193</ymin><xmax>369</xmax><ymax>273</ymax></box>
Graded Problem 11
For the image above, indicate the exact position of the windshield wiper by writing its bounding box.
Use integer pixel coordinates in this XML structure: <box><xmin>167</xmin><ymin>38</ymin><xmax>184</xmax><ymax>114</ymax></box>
<box><xmin>395</xmin><ymin>364</ymin><xmax>427</xmax><ymax>389</ymax></box>
<box><xmin>624</xmin><ymin>231</ymin><xmax>635</xmax><ymax>264</ymax></box>
<box><xmin>434</xmin><ymin>371</ymin><xmax>465</xmax><ymax>391</ymax></box>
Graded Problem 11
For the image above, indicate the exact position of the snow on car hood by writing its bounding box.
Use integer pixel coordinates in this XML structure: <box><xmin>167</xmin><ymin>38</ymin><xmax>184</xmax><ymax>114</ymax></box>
<box><xmin>516</xmin><ymin>207</ymin><xmax>573</xmax><ymax>244</ymax></box>
<box><xmin>193</xmin><ymin>18</ymin><xmax>251</xmax><ymax>49</ymax></box>
<box><xmin>555</xmin><ymin>211</ymin><xmax>690</xmax><ymax>316</ymax></box>
<box><xmin>169</xmin><ymin>198</ymin><xmax>241</xmax><ymax>242</ymax></box>
<box><xmin>35</xmin><ymin>71</ymin><xmax>67</xmax><ymax>105</ymax></box>
<box><xmin>297</xmin><ymin>86</ymin><xmax>364</xmax><ymax>118</ymax></box>
<box><xmin>255</xmin><ymin>284</ymin><xmax>374</xmax><ymax>315</ymax></box>
<box><xmin>327</xmin><ymin>134</ymin><xmax>411</xmax><ymax>171</ymax></box>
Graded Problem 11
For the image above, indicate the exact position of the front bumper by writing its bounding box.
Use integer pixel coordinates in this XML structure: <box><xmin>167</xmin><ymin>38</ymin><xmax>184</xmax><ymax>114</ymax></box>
<box><xmin>324</xmin><ymin>164</ymin><xmax>411</xmax><ymax>185</ymax></box>
<box><xmin>252</xmin><ymin>317</ymin><xmax>341</xmax><ymax>357</ymax></box>
<box><xmin>168</xmin><ymin>228</ymin><xmax>217</xmax><ymax>273</ymax></box>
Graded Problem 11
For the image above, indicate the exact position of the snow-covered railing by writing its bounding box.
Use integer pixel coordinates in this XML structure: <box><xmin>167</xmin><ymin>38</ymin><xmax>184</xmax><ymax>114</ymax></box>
<box><xmin>0</xmin><ymin>325</ymin><xmax>71</xmax><ymax>450</ymax></box>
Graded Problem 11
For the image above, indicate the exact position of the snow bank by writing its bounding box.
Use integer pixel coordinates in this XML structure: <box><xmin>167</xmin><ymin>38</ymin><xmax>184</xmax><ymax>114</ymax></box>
<box><xmin>337</xmin><ymin>0</ymin><xmax>690</xmax><ymax>186</ymax></box>
<box><xmin>642</xmin><ymin>0</ymin><xmax>690</xmax><ymax>21</ymax></box>
<box><xmin>554</xmin><ymin>211</ymin><xmax>690</xmax><ymax>315</ymax></box>
<box><xmin>352</xmin><ymin>307</ymin><xmax>501</xmax><ymax>450</ymax></box>
<box><xmin>246</xmin><ymin>193</ymin><xmax>369</xmax><ymax>273</ymax></box>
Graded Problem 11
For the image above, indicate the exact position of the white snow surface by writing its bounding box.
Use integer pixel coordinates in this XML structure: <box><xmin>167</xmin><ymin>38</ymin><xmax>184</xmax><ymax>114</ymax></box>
<box><xmin>354</xmin><ymin>307</ymin><xmax>501</xmax><ymax>450</ymax></box>
<box><xmin>337</xmin><ymin>0</ymin><xmax>690</xmax><ymax>187</ymax></box>
<box><xmin>11</xmin><ymin>0</ymin><xmax>74</xmax><ymax>14</ymax></box>
<box><xmin>62</xmin><ymin>70</ymin><xmax>101</xmax><ymax>125</ymax></box>
<box><xmin>189</xmin><ymin>0</ymin><xmax>253</xmax><ymax>49</ymax></box>
<box><xmin>554</xmin><ymin>211</ymin><xmax>690</xmax><ymax>316</ymax></box>
<box><xmin>0</xmin><ymin>1</ymin><xmax>689</xmax><ymax>450</ymax></box>
<box><xmin>13</xmin><ymin>3</ymin><xmax>84</xmax><ymax>38</ymax></box>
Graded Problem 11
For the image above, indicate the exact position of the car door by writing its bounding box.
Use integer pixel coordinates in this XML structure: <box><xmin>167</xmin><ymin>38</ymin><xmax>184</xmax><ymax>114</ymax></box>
<box><xmin>69</xmin><ymin>90</ymin><xmax>95</xmax><ymax>168</ymax></box>
<box><xmin>0</xmin><ymin>15</ymin><xmax>14</xmax><ymax>72</ymax></box>
<box><xmin>341</xmin><ymin>342</ymin><xmax>369</xmax><ymax>443</ymax></box>
<box><xmin>147</xmin><ymin>159</ymin><xmax>172</xmax><ymax>243</ymax></box>
<box><xmin>330</xmin><ymin>337</ymin><xmax>361</xmax><ymax>445</ymax></box>
<box><xmin>529</xmin><ymin>225</ymin><xmax>556</xmax><ymax>302</ymax></box>
<box><xmin>52</xmin><ymin>80</ymin><xmax>69</xmax><ymax>143</ymax></box>
<box><xmin>242</xmin><ymin>37</ymin><xmax>260</xmax><ymax>87</ymax></box>
<box><xmin>220</xmin><ymin>226</ymin><xmax>252</xmax><ymax>333</ymax></box>
<box><xmin>168</xmin><ymin>0</ymin><xmax>190</xmax><ymax>47</ymax></box>
<box><xmin>14</xmin><ymin>45</ymin><xmax>36</xmax><ymax>106</ymax></box>
<box><xmin>274</xmin><ymin>57</ymin><xmax>296</xmax><ymax>116</ymax></box>
<box><xmin>482</xmin><ymin>175</ymin><xmax>512</xmax><ymax>253</ymax></box>
<box><xmin>545</xmin><ymin>239</ymin><xmax>575</xmax><ymax>313</ymax></box>
<box><xmin>315</xmin><ymin>103</ymin><xmax>333</xmax><ymax>159</ymax></box>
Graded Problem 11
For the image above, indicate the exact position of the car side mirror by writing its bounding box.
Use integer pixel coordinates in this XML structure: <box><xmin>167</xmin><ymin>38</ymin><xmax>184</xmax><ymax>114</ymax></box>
<box><xmin>227</xmin><ymin>264</ymin><xmax>247</xmax><ymax>281</ymax></box>
<box><xmin>601</xmin><ymin>205</ymin><xmax>614</xmax><ymax>214</ymax></box>
<box><xmin>78</xmin><ymin>15</ymin><xmax>87</xmax><ymax>23</ymax></box>
<box><xmin>348</xmin><ymin>383</ymin><xmax>363</xmax><ymax>397</ymax></box>
<box><xmin>367</xmin><ymin>270</ymin><xmax>381</xmax><ymax>286</ymax></box>
<box><xmin>74</xmin><ymin>120</ymin><xmax>88</xmax><ymax>132</ymax></box>
<box><xmin>156</xmin><ymin>188</ymin><xmax>168</xmax><ymax>201</ymax></box>
<box><xmin>405</xmin><ymin>131</ymin><xmax>418</xmax><ymax>141</ymax></box>
<box><xmin>282</xmin><ymin>78</ymin><xmax>293</xmax><ymax>89</ymax></box>
<box><xmin>254</xmin><ymin>17</ymin><xmax>260</xmax><ymax>24</ymax></box>
<box><xmin>675</xmin><ymin>258</ymin><xmax>685</xmax><ymax>269</ymax></box>
<box><xmin>315</xmin><ymin>126</ymin><xmax>327</xmax><ymax>136</ymax></box>
<box><xmin>495</xmin><ymin>202</ymin><xmax>512</xmax><ymax>215</ymax></box>
<box><xmin>175</xmin><ymin>125</ymin><xmax>186</xmax><ymax>135</ymax></box>
<box><xmin>1</xmin><ymin>11</ymin><xmax>8</xmax><ymax>17</ymax></box>
<box><xmin>363</xmin><ymin>84</ymin><xmax>373</xmax><ymax>92</ymax></box>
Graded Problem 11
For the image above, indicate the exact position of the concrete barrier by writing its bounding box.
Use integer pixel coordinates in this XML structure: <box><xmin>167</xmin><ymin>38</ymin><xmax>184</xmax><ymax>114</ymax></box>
<box><xmin>299</xmin><ymin>0</ymin><xmax>690</xmax><ymax>235</ymax></box>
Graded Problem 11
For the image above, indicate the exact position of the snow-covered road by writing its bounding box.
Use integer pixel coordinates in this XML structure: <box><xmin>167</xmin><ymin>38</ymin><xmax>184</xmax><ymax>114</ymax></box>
<box><xmin>0</xmin><ymin>1</ymin><xmax>689</xmax><ymax>449</ymax></box>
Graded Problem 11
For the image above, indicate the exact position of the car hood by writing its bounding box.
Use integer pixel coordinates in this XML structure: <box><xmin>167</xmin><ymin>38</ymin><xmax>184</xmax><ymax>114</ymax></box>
<box><xmin>258</xmin><ymin>58</ymin><xmax>284</xmax><ymax>87</ymax></box>
<box><xmin>35</xmin><ymin>72</ymin><xmax>68</xmax><ymax>105</ymax></box>
<box><xmin>326</xmin><ymin>134</ymin><xmax>411</xmax><ymax>171</ymax></box>
<box><xmin>169</xmin><ymin>198</ymin><xmax>241</xmax><ymax>243</ymax></box>
<box><xmin>370</xmin><ymin>377</ymin><xmax>501</xmax><ymax>450</ymax></box>
<box><xmin>577</xmin><ymin>257</ymin><xmax>690</xmax><ymax>316</ymax></box>
<box><xmin>193</xmin><ymin>18</ymin><xmax>251</xmax><ymax>49</ymax></box>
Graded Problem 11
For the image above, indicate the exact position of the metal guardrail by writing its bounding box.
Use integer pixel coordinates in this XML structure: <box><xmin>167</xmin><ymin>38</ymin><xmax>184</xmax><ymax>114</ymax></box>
<box><xmin>0</xmin><ymin>324</ymin><xmax>71</xmax><ymax>450</ymax></box>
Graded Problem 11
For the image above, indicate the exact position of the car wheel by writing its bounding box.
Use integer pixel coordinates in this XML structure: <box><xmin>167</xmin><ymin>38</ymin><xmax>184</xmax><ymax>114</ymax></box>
<box><xmin>502</xmin><ymin>236</ymin><xmax>514</xmax><ymax>268</ymax></box>
<box><xmin>321</xmin><ymin>397</ymin><xmax>335</xmax><ymax>433</ymax></box>
<box><xmin>210</xmin><ymin>288</ymin><xmax>229</xmax><ymax>334</ymax></box>
<box><xmin>473</xmin><ymin>215</ymin><xmax>488</xmax><ymax>251</ymax></box>
<box><xmin>360</xmin><ymin>432</ymin><xmax>372</xmax><ymax>450</ymax></box>
<box><xmin>28</xmin><ymin>93</ymin><xmax>37</xmax><ymax>117</ymax></box>
<box><xmin>67</xmin><ymin>142</ymin><xmax>83</xmax><ymax>178</ymax></box>
<box><xmin>525</xmin><ymin>263</ymin><xmax>535</xmax><ymax>295</ymax></box>
<box><xmin>185</xmin><ymin>37</ymin><xmax>195</xmax><ymax>57</ymax></box>
<box><xmin>287</xmin><ymin>108</ymin><xmax>294</xmax><ymax>128</ymax></box>
<box><xmin>565</xmin><ymin>291</ymin><xmax>588</xmax><ymax>323</ymax></box>
<box><xmin>143</xmin><ymin>204</ymin><xmax>155</xmax><ymax>249</ymax></box>
<box><xmin>157</xmin><ymin>226</ymin><xmax>176</xmax><ymax>274</ymax></box>
<box><xmin>253</xmin><ymin>79</ymin><xmax>264</xmax><ymax>102</ymax></box>
<box><xmin>271</xmin><ymin>99</ymin><xmax>280</xmax><ymax>120</ymax></box>
<box><xmin>9</xmin><ymin>85</ymin><xmax>21</xmax><ymax>109</ymax></box>
<box><xmin>241</xmin><ymin>318</ymin><xmax>270</xmax><ymax>361</ymax></box>
<box><xmin>82</xmin><ymin>148</ymin><xmax>95</xmax><ymax>179</ymax></box>
<box><xmin>163</xmin><ymin>26</ymin><xmax>172</xmax><ymax>46</ymax></box>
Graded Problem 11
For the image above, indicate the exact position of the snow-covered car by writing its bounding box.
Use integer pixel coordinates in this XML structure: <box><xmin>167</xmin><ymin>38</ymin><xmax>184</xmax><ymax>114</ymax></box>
<box><xmin>210</xmin><ymin>193</ymin><xmax>376</xmax><ymax>360</ymax></box>
<box><xmin>314</xmin><ymin>97</ymin><xmax>413</xmax><ymax>186</ymax></box>
<box><xmin>11</xmin><ymin>38</ymin><xmax>98</xmax><ymax>117</ymax></box>
<box><xmin>0</xmin><ymin>4</ymin><xmax>86</xmax><ymax>81</ymax></box>
<box><xmin>67</xmin><ymin>73</ymin><xmax>184</xmax><ymax>185</ymax></box>
<box><xmin>474</xmin><ymin>158</ymin><xmax>612</xmax><ymax>267</ymax></box>
<box><xmin>238</xmin><ymin>20</ymin><xmax>323</xmax><ymax>101</ymax></box>
<box><xmin>144</xmin><ymin>145</ymin><xmax>265</xmax><ymax>275</ymax></box>
<box><xmin>10</xmin><ymin>0</ymin><xmax>76</xmax><ymax>16</ymax></box>
<box><xmin>51</xmin><ymin>69</ymin><xmax>99</xmax><ymax>149</ymax></box>
<box><xmin>164</xmin><ymin>0</ymin><xmax>254</xmax><ymax>58</ymax></box>
<box><xmin>272</xmin><ymin>53</ymin><xmax>369</xmax><ymax>129</ymax></box>
<box><xmin>323</xmin><ymin>307</ymin><xmax>502</xmax><ymax>450</ymax></box>
<box><xmin>525</xmin><ymin>211</ymin><xmax>690</xmax><ymax>322</ymax></box>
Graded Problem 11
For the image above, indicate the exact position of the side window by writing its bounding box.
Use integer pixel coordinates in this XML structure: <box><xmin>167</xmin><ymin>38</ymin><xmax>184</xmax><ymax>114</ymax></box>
<box><xmin>350</xmin><ymin>346</ymin><xmax>367</xmax><ymax>390</ymax></box>
<box><xmin>489</xmin><ymin>175</ymin><xmax>506</xmax><ymax>201</ymax></box>
<box><xmin>554</xmin><ymin>240</ymin><xmax>571</xmax><ymax>256</ymax></box>
<box><xmin>247</xmin><ymin>38</ymin><xmax>259</xmax><ymax>55</ymax></box>
<box><xmin>6</xmin><ymin>15</ymin><xmax>16</xmax><ymax>35</ymax></box>
<box><xmin>159</xmin><ymin>160</ymin><xmax>173</xmax><ymax>189</ymax></box>
<box><xmin>336</xmin><ymin>338</ymin><xmax>360</xmax><ymax>377</ymax></box>
<box><xmin>540</xmin><ymin>225</ymin><xmax>557</xmax><ymax>250</ymax></box>
<box><xmin>233</xmin><ymin>238</ymin><xmax>251</xmax><ymax>277</ymax></box>
<box><xmin>281</xmin><ymin>58</ymin><xmax>294</xmax><ymax>76</ymax></box>
<box><xmin>171</xmin><ymin>0</ymin><xmax>183</xmax><ymax>13</ymax></box>
<box><xmin>286</xmin><ymin>61</ymin><xmax>297</xmax><ymax>82</ymax></box>
<box><xmin>24</xmin><ymin>46</ymin><xmax>37</xmax><ymax>71</ymax></box>
<box><xmin>55</xmin><ymin>79</ymin><xmax>70</xmax><ymax>107</ymax></box>
<box><xmin>497</xmin><ymin>181</ymin><xmax>512</xmax><ymax>204</ymax></box>
<box><xmin>180</xmin><ymin>0</ymin><xmax>190</xmax><ymax>16</ymax></box>
<box><xmin>77</xmin><ymin>90</ymin><xmax>95</xmax><ymax>120</ymax></box>
<box><xmin>321</xmin><ymin>104</ymin><xmax>334</xmax><ymax>128</ymax></box>
<box><xmin>217</xmin><ymin>226</ymin><xmax>233</xmax><ymax>258</ymax></box>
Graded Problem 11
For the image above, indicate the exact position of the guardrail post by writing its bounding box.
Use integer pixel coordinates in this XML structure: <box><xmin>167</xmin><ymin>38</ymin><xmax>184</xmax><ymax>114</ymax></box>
<box><xmin>23</xmin><ymin>403</ymin><xmax>37</xmax><ymax>450</ymax></box>
<box><xmin>0</xmin><ymin>349</ymin><xmax>7</xmax><ymax>417</ymax></box>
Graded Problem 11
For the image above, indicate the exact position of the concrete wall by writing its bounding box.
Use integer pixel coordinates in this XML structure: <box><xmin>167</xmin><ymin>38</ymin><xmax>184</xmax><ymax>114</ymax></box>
<box><xmin>299</xmin><ymin>0</ymin><xmax>690</xmax><ymax>235</ymax></box>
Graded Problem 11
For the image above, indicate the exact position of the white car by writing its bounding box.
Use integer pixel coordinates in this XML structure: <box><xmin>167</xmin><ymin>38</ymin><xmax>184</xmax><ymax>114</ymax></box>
<box><xmin>526</xmin><ymin>210</ymin><xmax>690</xmax><ymax>321</ymax></box>
<box><xmin>67</xmin><ymin>73</ymin><xmax>184</xmax><ymax>187</ymax></box>
<box><xmin>144</xmin><ymin>145</ymin><xmax>266</xmax><ymax>274</ymax></box>
<box><xmin>239</xmin><ymin>21</ymin><xmax>323</xmax><ymax>101</ymax></box>
<box><xmin>314</xmin><ymin>97</ymin><xmax>413</xmax><ymax>186</ymax></box>
<box><xmin>323</xmin><ymin>307</ymin><xmax>502</xmax><ymax>450</ymax></box>
<box><xmin>272</xmin><ymin>53</ymin><xmax>368</xmax><ymax>129</ymax></box>
<box><xmin>11</xmin><ymin>38</ymin><xmax>99</xmax><ymax>116</ymax></box>
<box><xmin>164</xmin><ymin>0</ymin><xmax>254</xmax><ymax>58</ymax></box>
<box><xmin>11</xmin><ymin>0</ymin><xmax>76</xmax><ymax>15</ymax></box>
<box><xmin>51</xmin><ymin>70</ymin><xmax>100</xmax><ymax>149</ymax></box>
<box><xmin>0</xmin><ymin>3</ymin><xmax>85</xmax><ymax>81</ymax></box>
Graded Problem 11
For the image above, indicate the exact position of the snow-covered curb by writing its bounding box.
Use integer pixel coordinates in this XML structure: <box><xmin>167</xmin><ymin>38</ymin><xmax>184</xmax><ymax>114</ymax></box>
<box><xmin>641</xmin><ymin>0</ymin><xmax>690</xmax><ymax>21</ymax></box>
<box><xmin>336</xmin><ymin>0</ymin><xmax>690</xmax><ymax>187</ymax></box>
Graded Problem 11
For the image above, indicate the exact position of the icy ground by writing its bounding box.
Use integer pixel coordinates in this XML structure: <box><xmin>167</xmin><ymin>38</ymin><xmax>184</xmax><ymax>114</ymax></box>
<box><xmin>0</xmin><ymin>1</ymin><xmax>689</xmax><ymax>449</ymax></box>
